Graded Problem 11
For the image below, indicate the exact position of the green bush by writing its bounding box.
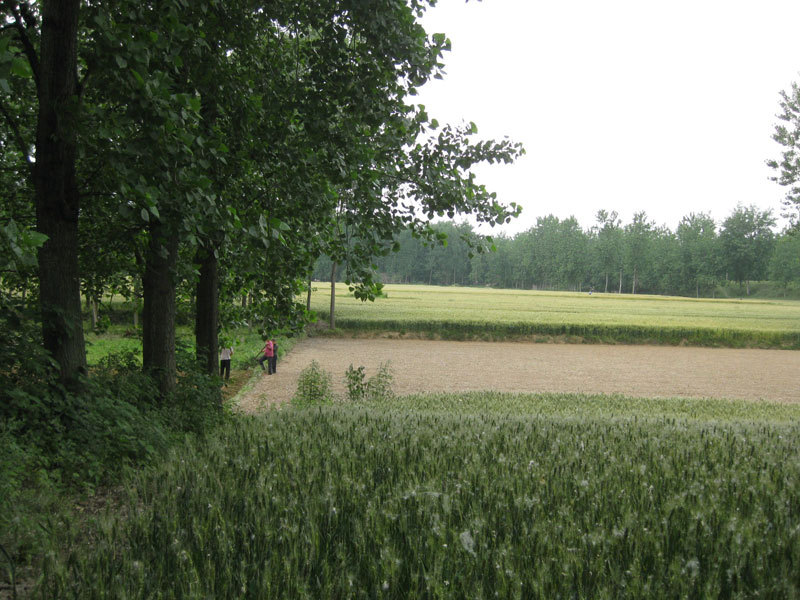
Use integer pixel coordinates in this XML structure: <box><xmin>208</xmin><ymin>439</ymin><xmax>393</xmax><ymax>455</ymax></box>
<box><xmin>344</xmin><ymin>364</ymin><xmax>369</xmax><ymax>401</ymax></box>
<box><xmin>292</xmin><ymin>360</ymin><xmax>334</xmax><ymax>406</ymax></box>
<box><xmin>162</xmin><ymin>347</ymin><xmax>228</xmax><ymax>436</ymax></box>
<box><xmin>367</xmin><ymin>361</ymin><xmax>395</xmax><ymax>402</ymax></box>
<box><xmin>345</xmin><ymin>362</ymin><xmax>395</xmax><ymax>403</ymax></box>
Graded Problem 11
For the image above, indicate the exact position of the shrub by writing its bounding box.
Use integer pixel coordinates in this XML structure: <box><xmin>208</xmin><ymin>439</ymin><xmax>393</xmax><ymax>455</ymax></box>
<box><xmin>367</xmin><ymin>361</ymin><xmax>395</xmax><ymax>402</ymax></box>
<box><xmin>344</xmin><ymin>364</ymin><xmax>368</xmax><ymax>401</ymax></box>
<box><xmin>292</xmin><ymin>360</ymin><xmax>334</xmax><ymax>406</ymax></box>
<box><xmin>344</xmin><ymin>361</ymin><xmax>395</xmax><ymax>403</ymax></box>
<box><xmin>162</xmin><ymin>345</ymin><xmax>228</xmax><ymax>435</ymax></box>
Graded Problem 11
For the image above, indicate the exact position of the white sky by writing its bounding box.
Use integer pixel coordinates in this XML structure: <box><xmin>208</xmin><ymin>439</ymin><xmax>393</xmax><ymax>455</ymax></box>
<box><xmin>417</xmin><ymin>0</ymin><xmax>800</xmax><ymax>235</ymax></box>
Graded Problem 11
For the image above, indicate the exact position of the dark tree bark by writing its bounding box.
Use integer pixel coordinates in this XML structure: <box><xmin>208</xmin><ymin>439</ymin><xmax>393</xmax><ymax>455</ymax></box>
<box><xmin>142</xmin><ymin>221</ymin><xmax>179</xmax><ymax>397</ymax></box>
<box><xmin>35</xmin><ymin>0</ymin><xmax>87</xmax><ymax>384</ymax></box>
<box><xmin>194</xmin><ymin>246</ymin><xmax>219</xmax><ymax>376</ymax></box>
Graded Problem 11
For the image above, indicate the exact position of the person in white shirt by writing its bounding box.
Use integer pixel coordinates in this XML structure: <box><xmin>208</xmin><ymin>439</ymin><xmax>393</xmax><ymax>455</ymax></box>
<box><xmin>219</xmin><ymin>345</ymin><xmax>234</xmax><ymax>380</ymax></box>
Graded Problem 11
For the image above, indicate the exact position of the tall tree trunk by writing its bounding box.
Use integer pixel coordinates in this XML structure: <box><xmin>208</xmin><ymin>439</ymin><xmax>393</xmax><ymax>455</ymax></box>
<box><xmin>90</xmin><ymin>297</ymin><xmax>98</xmax><ymax>330</ymax></box>
<box><xmin>306</xmin><ymin>273</ymin><xmax>312</xmax><ymax>312</ymax></box>
<box><xmin>142</xmin><ymin>221</ymin><xmax>179</xmax><ymax>397</ymax></box>
<box><xmin>604</xmin><ymin>272</ymin><xmax>609</xmax><ymax>293</ymax></box>
<box><xmin>618</xmin><ymin>269</ymin><xmax>623</xmax><ymax>294</ymax></box>
<box><xmin>631</xmin><ymin>266</ymin><xmax>637</xmax><ymax>295</ymax></box>
<box><xmin>194</xmin><ymin>246</ymin><xmax>219</xmax><ymax>376</ymax></box>
<box><xmin>133</xmin><ymin>276</ymin><xmax>141</xmax><ymax>327</ymax></box>
<box><xmin>35</xmin><ymin>0</ymin><xmax>86</xmax><ymax>384</ymax></box>
<box><xmin>329</xmin><ymin>262</ymin><xmax>337</xmax><ymax>329</ymax></box>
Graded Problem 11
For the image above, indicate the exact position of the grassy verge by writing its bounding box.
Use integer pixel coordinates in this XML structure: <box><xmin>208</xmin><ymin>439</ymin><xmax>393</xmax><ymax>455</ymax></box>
<box><xmin>30</xmin><ymin>393</ymin><xmax>800</xmax><ymax>598</ymax></box>
<box><xmin>84</xmin><ymin>326</ymin><xmax>270</xmax><ymax>367</ymax></box>
<box><xmin>315</xmin><ymin>315</ymin><xmax>800</xmax><ymax>349</ymax></box>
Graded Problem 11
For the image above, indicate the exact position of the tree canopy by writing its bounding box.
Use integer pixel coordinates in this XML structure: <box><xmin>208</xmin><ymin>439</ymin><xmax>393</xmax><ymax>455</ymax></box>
<box><xmin>326</xmin><ymin>204</ymin><xmax>792</xmax><ymax>298</ymax></box>
<box><xmin>0</xmin><ymin>1</ymin><xmax>523</xmax><ymax>391</ymax></box>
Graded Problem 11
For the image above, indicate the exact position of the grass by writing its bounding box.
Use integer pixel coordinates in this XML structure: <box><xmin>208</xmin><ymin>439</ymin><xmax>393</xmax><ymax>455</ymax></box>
<box><xmin>14</xmin><ymin>288</ymin><xmax>797</xmax><ymax>597</ymax></box>
<box><xmin>84</xmin><ymin>325</ymin><xmax>267</xmax><ymax>369</ymax></box>
<box><xmin>33</xmin><ymin>392</ymin><xmax>800</xmax><ymax>598</ymax></box>
<box><xmin>310</xmin><ymin>283</ymin><xmax>800</xmax><ymax>348</ymax></box>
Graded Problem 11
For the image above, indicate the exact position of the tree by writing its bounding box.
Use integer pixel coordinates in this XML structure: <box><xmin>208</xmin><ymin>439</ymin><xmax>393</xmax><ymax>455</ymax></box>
<box><xmin>2</xmin><ymin>1</ymin><xmax>88</xmax><ymax>384</ymax></box>
<box><xmin>647</xmin><ymin>225</ymin><xmax>680</xmax><ymax>295</ymax></box>
<box><xmin>592</xmin><ymin>210</ymin><xmax>622</xmax><ymax>293</ymax></box>
<box><xmin>624</xmin><ymin>212</ymin><xmax>654</xmax><ymax>295</ymax></box>
<box><xmin>769</xmin><ymin>232</ymin><xmax>800</xmax><ymax>294</ymax></box>
<box><xmin>676</xmin><ymin>213</ymin><xmax>718</xmax><ymax>297</ymax></box>
<box><xmin>3</xmin><ymin>1</ymin><xmax>523</xmax><ymax>395</ymax></box>
<box><xmin>719</xmin><ymin>205</ymin><xmax>776</xmax><ymax>295</ymax></box>
<box><xmin>768</xmin><ymin>80</ymin><xmax>800</xmax><ymax>230</ymax></box>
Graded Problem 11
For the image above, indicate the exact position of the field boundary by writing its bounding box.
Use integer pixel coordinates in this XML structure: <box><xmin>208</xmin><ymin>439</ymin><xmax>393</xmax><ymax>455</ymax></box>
<box><xmin>314</xmin><ymin>315</ymin><xmax>800</xmax><ymax>349</ymax></box>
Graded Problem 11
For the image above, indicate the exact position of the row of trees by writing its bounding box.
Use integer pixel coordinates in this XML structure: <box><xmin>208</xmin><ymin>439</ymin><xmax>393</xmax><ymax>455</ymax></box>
<box><xmin>315</xmin><ymin>205</ymin><xmax>800</xmax><ymax>297</ymax></box>
<box><xmin>4</xmin><ymin>3</ymin><xmax>800</xmax><ymax>394</ymax></box>
<box><xmin>0</xmin><ymin>2</ymin><xmax>522</xmax><ymax>393</ymax></box>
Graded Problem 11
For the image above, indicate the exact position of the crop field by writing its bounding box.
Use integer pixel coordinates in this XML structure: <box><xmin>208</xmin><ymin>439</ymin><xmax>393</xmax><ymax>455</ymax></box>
<box><xmin>33</xmin><ymin>285</ymin><xmax>797</xmax><ymax>598</ymax></box>
<box><xmin>310</xmin><ymin>283</ymin><xmax>800</xmax><ymax>347</ymax></box>
<box><xmin>38</xmin><ymin>394</ymin><xmax>800</xmax><ymax>598</ymax></box>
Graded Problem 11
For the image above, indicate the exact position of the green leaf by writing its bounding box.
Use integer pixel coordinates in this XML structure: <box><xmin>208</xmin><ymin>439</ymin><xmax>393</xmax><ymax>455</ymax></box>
<box><xmin>11</xmin><ymin>56</ymin><xmax>32</xmax><ymax>78</ymax></box>
<box><xmin>131</xmin><ymin>70</ymin><xmax>145</xmax><ymax>86</ymax></box>
<box><xmin>140</xmin><ymin>208</ymin><xmax>150</xmax><ymax>223</ymax></box>
<box><xmin>115</xmin><ymin>55</ymin><xmax>128</xmax><ymax>69</ymax></box>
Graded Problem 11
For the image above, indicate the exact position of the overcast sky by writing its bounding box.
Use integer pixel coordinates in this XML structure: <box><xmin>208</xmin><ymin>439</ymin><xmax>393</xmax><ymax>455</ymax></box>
<box><xmin>417</xmin><ymin>0</ymin><xmax>800</xmax><ymax>235</ymax></box>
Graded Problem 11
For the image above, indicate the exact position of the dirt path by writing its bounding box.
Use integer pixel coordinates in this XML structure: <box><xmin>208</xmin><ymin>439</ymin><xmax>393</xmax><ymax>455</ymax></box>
<box><xmin>235</xmin><ymin>338</ymin><xmax>800</xmax><ymax>412</ymax></box>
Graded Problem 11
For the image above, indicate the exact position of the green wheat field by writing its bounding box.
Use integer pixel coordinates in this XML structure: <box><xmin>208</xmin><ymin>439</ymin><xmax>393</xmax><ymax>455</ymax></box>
<box><xmin>34</xmin><ymin>285</ymin><xmax>800</xmax><ymax>598</ymax></box>
<box><xmin>40</xmin><ymin>395</ymin><xmax>800</xmax><ymax>598</ymax></box>
<box><xmin>310</xmin><ymin>283</ymin><xmax>800</xmax><ymax>348</ymax></box>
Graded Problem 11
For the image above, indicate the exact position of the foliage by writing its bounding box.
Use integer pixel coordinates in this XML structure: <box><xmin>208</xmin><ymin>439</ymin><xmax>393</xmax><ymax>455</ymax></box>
<box><xmin>719</xmin><ymin>205</ymin><xmax>776</xmax><ymax>290</ymax></box>
<box><xmin>768</xmin><ymin>79</ymin><xmax>800</xmax><ymax>229</ymax></box>
<box><xmin>292</xmin><ymin>360</ymin><xmax>334</xmax><ymax>406</ymax></box>
<box><xmin>344</xmin><ymin>364</ymin><xmax>368</xmax><ymax>401</ymax></box>
<box><xmin>769</xmin><ymin>232</ymin><xmax>800</xmax><ymax>291</ymax></box>
<box><xmin>161</xmin><ymin>345</ymin><xmax>228</xmax><ymax>436</ymax></box>
<box><xmin>0</xmin><ymin>349</ymin><xmax>230</xmax><ymax>589</ymax></box>
<box><xmin>33</xmin><ymin>394</ymin><xmax>800</xmax><ymax>597</ymax></box>
<box><xmin>318</xmin><ymin>209</ymin><xmax>796</xmax><ymax>298</ymax></box>
<box><xmin>345</xmin><ymin>362</ymin><xmax>395</xmax><ymax>403</ymax></box>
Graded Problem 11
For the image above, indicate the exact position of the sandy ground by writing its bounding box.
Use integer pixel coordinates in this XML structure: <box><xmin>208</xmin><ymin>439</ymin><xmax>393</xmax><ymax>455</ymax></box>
<box><xmin>235</xmin><ymin>338</ymin><xmax>800</xmax><ymax>412</ymax></box>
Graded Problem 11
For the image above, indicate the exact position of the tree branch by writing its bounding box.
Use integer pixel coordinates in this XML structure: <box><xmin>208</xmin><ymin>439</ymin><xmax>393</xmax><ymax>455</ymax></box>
<box><xmin>6</xmin><ymin>1</ymin><xmax>40</xmax><ymax>90</ymax></box>
<box><xmin>0</xmin><ymin>98</ymin><xmax>33</xmax><ymax>176</ymax></box>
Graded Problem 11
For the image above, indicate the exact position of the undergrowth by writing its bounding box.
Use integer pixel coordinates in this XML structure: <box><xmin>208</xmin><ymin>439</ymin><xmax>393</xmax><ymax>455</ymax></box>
<box><xmin>0</xmin><ymin>302</ymin><xmax>230</xmax><ymax>594</ymax></box>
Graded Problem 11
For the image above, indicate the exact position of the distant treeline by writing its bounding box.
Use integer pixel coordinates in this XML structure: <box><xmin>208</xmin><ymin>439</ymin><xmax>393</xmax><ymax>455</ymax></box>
<box><xmin>314</xmin><ymin>206</ymin><xmax>800</xmax><ymax>298</ymax></box>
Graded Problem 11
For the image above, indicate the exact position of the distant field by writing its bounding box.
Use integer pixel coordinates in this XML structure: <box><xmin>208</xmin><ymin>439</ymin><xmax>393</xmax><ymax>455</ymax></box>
<box><xmin>310</xmin><ymin>283</ymin><xmax>800</xmax><ymax>348</ymax></box>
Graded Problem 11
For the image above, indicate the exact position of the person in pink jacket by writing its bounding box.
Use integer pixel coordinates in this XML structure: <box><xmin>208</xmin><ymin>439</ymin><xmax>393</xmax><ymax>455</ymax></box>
<box><xmin>257</xmin><ymin>339</ymin><xmax>275</xmax><ymax>374</ymax></box>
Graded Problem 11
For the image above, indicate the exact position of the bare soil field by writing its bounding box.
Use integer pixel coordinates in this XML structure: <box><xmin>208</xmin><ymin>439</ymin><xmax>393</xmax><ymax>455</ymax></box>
<box><xmin>235</xmin><ymin>338</ymin><xmax>800</xmax><ymax>412</ymax></box>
